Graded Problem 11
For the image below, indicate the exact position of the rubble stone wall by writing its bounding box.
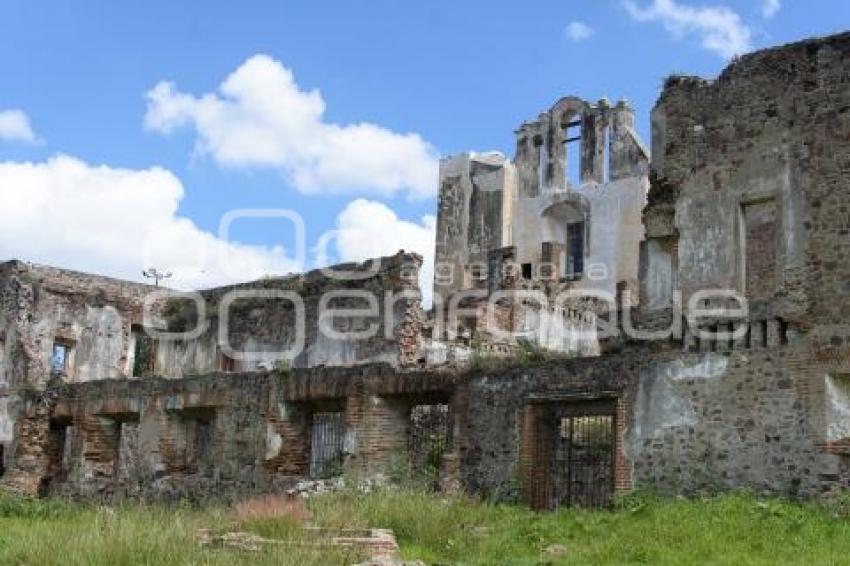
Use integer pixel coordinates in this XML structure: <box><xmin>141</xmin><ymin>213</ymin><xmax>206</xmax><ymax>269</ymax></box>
<box><xmin>649</xmin><ymin>32</ymin><xmax>850</xmax><ymax>324</ymax></box>
<box><xmin>154</xmin><ymin>252</ymin><xmax>424</xmax><ymax>376</ymax></box>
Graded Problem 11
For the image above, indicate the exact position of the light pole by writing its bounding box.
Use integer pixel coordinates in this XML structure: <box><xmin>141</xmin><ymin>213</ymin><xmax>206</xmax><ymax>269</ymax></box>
<box><xmin>142</xmin><ymin>268</ymin><xmax>173</xmax><ymax>287</ymax></box>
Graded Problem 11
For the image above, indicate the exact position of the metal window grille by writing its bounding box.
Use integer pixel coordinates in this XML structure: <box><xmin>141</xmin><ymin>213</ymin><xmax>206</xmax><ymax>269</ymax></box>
<box><xmin>310</xmin><ymin>412</ymin><xmax>345</xmax><ymax>478</ymax></box>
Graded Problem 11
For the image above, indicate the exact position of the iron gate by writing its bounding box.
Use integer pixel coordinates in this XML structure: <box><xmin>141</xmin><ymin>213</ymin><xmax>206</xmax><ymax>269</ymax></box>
<box><xmin>533</xmin><ymin>400</ymin><xmax>616</xmax><ymax>509</ymax></box>
<box><xmin>310</xmin><ymin>412</ymin><xmax>345</xmax><ymax>478</ymax></box>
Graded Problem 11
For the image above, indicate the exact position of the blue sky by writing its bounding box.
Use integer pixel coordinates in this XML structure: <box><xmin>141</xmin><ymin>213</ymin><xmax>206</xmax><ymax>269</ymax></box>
<box><xmin>0</xmin><ymin>0</ymin><xmax>848</xmax><ymax>294</ymax></box>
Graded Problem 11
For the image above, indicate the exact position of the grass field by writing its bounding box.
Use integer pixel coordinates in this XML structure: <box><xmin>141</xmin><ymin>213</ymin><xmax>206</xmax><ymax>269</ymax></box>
<box><xmin>1</xmin><ymin>489</ymin><xmax>850</xmax><ymax>565</ymax></box>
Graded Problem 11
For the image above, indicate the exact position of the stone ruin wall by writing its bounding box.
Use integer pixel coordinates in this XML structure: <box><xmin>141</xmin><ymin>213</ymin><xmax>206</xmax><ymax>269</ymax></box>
<box><xmin>153</xmin><ymin>252</ymin><xmax>424</xmax><ymax>376</ymax></box>
<box><xmin>36</xmin><ymin>366</ymin><xmax>458</xmax><ymax>501</ymax></box>
<box><xmin>13</xmin><ymin>326</ymin><xmax>850</xmax><ymax>503</ymax></box>
<box><xmin>0</xmin><ymin>252</ymin><xmax>425</xmax><ymax>495</ymax></box>
<box><xmin>648</xmin><ymin>31</ymin><xmax>850</xmax><ymax>327</ymax></box>
<box><xmin>1</xmin><ymin>32</ymin><xmax>850</xmax><ymax>505</ymax></box>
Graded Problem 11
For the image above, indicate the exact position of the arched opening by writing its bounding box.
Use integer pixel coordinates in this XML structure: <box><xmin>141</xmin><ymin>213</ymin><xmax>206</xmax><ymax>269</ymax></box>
<box><xmin>564</xmin><ymin>113</ymin><xmax>582</xmax><ymax>188</ymax></box>
<box><xmin>541</xmin><ymin>198</ymin><xmax>589</xmax><ymax>280</ymax></box>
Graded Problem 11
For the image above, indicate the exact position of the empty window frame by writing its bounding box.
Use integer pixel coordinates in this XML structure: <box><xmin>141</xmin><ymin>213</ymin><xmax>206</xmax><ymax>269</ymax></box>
<box><xmin>51</xmin><ymin>341</ymin><xmax>72</xmax><ymax>375</ymax></box>
<box><xmin>566</xmin><ymin>222</ymin><xmax>585</xmax><ymax>279</ymax></box>
<box><xmin>564</xmin><ymin>116</ymin><xmax>582</xmax><ymax>187</ymax></box>
<box><xmin>740</xmin><ymin>199</ymin><xmax>778</xmax><ymax>301</ymax></box>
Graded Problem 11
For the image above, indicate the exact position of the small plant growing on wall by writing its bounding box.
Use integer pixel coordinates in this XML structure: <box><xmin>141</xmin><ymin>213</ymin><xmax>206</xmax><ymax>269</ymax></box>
<box><xmin>161</xmin><ymin>298</ymin><xmax>203</xmax><ymax>333</ymax></box>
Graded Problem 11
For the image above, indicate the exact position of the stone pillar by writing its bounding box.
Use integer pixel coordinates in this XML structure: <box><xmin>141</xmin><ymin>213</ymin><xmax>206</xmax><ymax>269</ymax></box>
<box><xmin>546</xmin><ymin>114</ymin><xmax>566</xmax><ymax>191</ymax></box>
<box><xmin>585</xmin><ymin>106</ymin><xmax>605</xmax><ymax>184</ymax></box>
<box><xmin>610</xmin><ymin>100</ymin><xmax>638</xmax><ymax>181</ymax></box>
<box><xmin>515</xmin><ymin>125</ymin><xmax>542</xmax><ymax>197</ymax></box>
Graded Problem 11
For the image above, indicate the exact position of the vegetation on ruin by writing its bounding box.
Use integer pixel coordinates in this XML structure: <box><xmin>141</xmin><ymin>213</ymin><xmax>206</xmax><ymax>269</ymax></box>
<box><xmin>467</xmin><ymin>338</ymin><xmax>573</xmax><ymax>374</ymax></box>
<box><xmin>3</xmin><ymin>488</ymin><xmax>850</xmax><ymax>564</ymax></box>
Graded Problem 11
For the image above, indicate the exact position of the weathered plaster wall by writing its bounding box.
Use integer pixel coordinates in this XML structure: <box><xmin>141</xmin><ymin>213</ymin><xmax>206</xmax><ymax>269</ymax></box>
<box><xmin>0</xmin><ymin>261</ymin><xmax>157</xmax><ymax>388</ymax></box>
<box><xmin>0</xmin><ymin>261</ymin><xmax>159</xmax><ymax>484</ymax></box>
<box><xmin>432</xmin><ymin>96</ymin><xmax>649</xmax><ymax>357</ymax></box>
<box><xmin>630</xmin><ymin>344</ymin><xmax>850</xmax><ymax>497</ymax></box>
<box><xmin>639</xmin><ymin>237</ymin><xmax>676</xmax><ymax>310</ymax></box>
<box><xmin>456</xmin><ymin>333</ymin><xmax>850</xmax><ymax>502</ymax></box>
<box><xmin>512</xmin><ymin>177</ymin><xmax>647</xmax><ymax>295</ymax></box>
<box><xmin>0</xmin><ymin>255</ymin><xmax>425</xmax><ymax>488</ymax></box>
<box><xmin>4</xmin><ymin>319</ymin><xmax>848</xmax><ymax>503</ymax></box>
<box><xmin>433</xmin><ymin>152</ymin><xmax>514</xmax><ymax>300</ymax></box>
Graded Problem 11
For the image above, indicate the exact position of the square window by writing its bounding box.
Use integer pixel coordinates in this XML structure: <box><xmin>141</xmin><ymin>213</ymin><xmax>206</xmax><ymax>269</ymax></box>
<box><xmin>52</xmin><ymin>342</ymin><xmax>69</xmax><ymax>374</ymax></box>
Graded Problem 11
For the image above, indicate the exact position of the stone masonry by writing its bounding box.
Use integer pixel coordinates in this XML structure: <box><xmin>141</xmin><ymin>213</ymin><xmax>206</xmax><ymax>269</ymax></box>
<box><xmin>0</xmin><ymin>32</ymin><xmax>849</xmax><ymax>509</ymax></box>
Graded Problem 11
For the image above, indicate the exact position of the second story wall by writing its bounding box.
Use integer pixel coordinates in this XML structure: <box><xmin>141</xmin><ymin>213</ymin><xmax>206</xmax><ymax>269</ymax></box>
<box><xmin>645</xmin><ymin>32</ymin><xmax>850</xmax><ymax>326</ymax></box>
<box><xmin>154</xmin><ymin>252</ymin><xmax>424</xmax><ymax>376</ymax></box>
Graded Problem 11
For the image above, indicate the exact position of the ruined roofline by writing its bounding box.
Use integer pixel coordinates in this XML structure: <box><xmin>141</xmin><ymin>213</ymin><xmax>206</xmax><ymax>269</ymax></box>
<box><xmin>725</xmin><ymin>30</ymin><xmax>850</xmax><ymax>73</ymax></box>
<box><xmin>439</xmin><ymin>151</ymin><xmax>507</xmax><ymax>166</ymax></box>
<box><xmin>0</xmin><ymin>251</ymin><xmax>424</xmax><ymax>299</ymax></box>
<box><xmin>196</xmin><ymin>250</ymin><xmax>424</xmax><ymax>297</ymax></box>
<box><xmin>0</xmin><ymin>259</ymin><xmax>163</xmax><ymax>294</ymax></box>
<box><xmin>660</xmin><ymin>30</ymin><xmax>850</xmax><ymax>96</ymax></box>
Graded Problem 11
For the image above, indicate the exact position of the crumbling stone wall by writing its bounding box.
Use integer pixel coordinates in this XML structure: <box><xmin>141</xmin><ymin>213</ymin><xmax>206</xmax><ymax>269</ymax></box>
<box><xmin>153</xmin><ymin>252</ymin><xmax>424</xmax><ymax>375</ymax></box>
<box><xmin>34</xmin><ymin>365</ymin><xmax>457</xmax><ymax>501</ymax></box>
<box><xmin>4</xmin><ymin>32</ymin><xmax>850</xmax><ymax>508</ymax></box>
<box><xmin>4</xmin><ymin>315</ymin><xmax>848</xmax><ymax>503</ymax></box>
<box><xmin>648</xmin><ymin>32</ymin><xmax>850</xmax><ymax>326</ymax></box>
<box><xmin>631</xmin><ymin>344</ymin><xmax>850</xmax><ymax>497</ymax></box>
<box><xmin>0</xmin><ymin>261</ymin><xmax>158</xmax><ymax>491</ymax></box>
<box><xmin>0</xmin><ymin>260</ymin><xmax>158</xmax><ymax>388</ymax></box>
<box><xmin>0</xmin><ymin>254</ymin><xmax>425</xmax><ymax>494</ymax></box>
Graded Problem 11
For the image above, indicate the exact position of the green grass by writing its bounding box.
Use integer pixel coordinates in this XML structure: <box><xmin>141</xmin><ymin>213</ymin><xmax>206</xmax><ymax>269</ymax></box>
<box><xmin>0</xmin><ymin>496</ymin><xmax>357</xmax><ymax>565</ymax></box>
<box><xmin>2</xmin><ymin>489</ymin><xmax>850</xmax><ymax>565</ymax></box>
<box><xmin>309</xmin><ymin>489</ymin><xmax>850</xmax><ymax>565</ymax></box>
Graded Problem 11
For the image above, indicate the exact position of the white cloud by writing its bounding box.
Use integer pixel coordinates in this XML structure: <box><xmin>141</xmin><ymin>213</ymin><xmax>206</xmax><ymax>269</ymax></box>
<box><xmin>145</xmin><ymin>55</ymin><xmax>440</xmax><ymax>199</ymax></box>
<box><xmin>317</xmin><ymin>199</ymin><xmax>436</xmax><ymax>306</ymax></box>
<box><xmin>0</xmin><ymin>155</ymin><xmax>300</xmax><ymax>289</ymax></box>
<box><xmin>623</xmin><ymin>0</ymin><xmax>753</xmax><ymax>59</ymax></box>
<box><xmin>565</xmin><ymin>21</ymin><xmax>595</xmax><ymax>42</ymax></box>
<box><xmin>0</xmin><ymin>109</ymin><xmax>38</xmax><ymax>144</ymax></box>
<box><xmin>760</xmin><ymin>0</ymin><xmax>780</xmax><ymax>19</ymax></box>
